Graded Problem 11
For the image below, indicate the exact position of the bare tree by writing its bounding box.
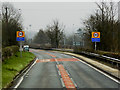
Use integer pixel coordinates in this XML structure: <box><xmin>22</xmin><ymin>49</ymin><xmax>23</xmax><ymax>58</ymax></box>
<box><xmin>83</xmin><ymin>2</ymin><xmax>119</xmax><ymax>52</ymax></box>
<box><xmin>33</xmin><ymin>29</ymin><xmax>49</xmax><ymax>44</ymax></box>
<box><xmin>2</xmin><ymin>3</ymin><xmax>23</xmax><ymax>47</ymax></box>
<box><xmin>46</xmin><ymin>20</ymin><xmax>65</xmax><ymax>48</ymax></box>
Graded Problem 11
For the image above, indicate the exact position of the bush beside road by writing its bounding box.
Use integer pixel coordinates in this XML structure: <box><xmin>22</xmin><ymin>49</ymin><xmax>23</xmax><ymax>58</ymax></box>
<box><xmin>2</xmin><ymin>51</ymin><xmax>35</xmax><ymax>88</ymax></box>
<box><xmin>2</xmin><ymin>46</ymin><xmax>19</xmax><ymax>61</ymax></box>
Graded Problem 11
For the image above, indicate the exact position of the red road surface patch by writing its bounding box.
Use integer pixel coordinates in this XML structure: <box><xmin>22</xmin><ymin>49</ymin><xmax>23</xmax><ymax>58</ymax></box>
<box><xmin>36</xmin><ymin>59</ymin><xmax>51</xmax><ymax>63</ymax></box>
<box><xmin>57</xmin><ymin>58</ymin><xmax>79</xmax><ymax>61</ymax></box>
<box><xmin>36</xmin><ymin>58</ymin><xmax>79</xmax><ymax>63</ymax></box>
<box><xmin>29</xmin><ymin>50</ymin><xmax>33</xmax><ymax>52</ymax></box>
<box><xmin>44</xmin><ymin>53</ymin><xmax>56</xmax><ymax>57</ymax></box>
<box><xmin>29</xmin><ymin>49</ymin><xmax>43</xmax><ymax>52</ymax></box>
<box><xmin>57</xmin><ymin>64</ymin><xmax>76</xmax><ymax>89</ymax></box>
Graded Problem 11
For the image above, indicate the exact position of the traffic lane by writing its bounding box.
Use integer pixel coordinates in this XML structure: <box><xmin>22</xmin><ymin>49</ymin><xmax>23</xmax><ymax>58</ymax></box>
<box><xmin>34</xmin><ymin>50</ymin><xmax>119</xmax><ymax>88</ymax></box>
<box><xmin>32</xmin><ymin>51</ymin><xmax>55</xmax><ymax>60</ymax></box>
<box><xmin>31</xmin><ymin>50</ymin><xmax>73</xmax><ymax>59</ymax></box>
<box><xmin>17</xmin><ymin>50</ymin><xmax>62</xmax><ymax>88</ymax></box>
<box><xmin>44</xmin><ymin>51</ymin><xmax>119</xmax><ymax>88</ymax></box>
<box><xmin>62</xmin><ymin>61</ymin><xmax>119</xmax><ymax>88</ymax></box>
<box><xmin>44</xmin><ymin>51</ymin><xmax>73</xmax><ymax>59</ymax></box>
<box><xmin>33</xmin><ymin>52</ymin><xmax>118</xmax><ymax>88</ymax></box>
<box><xmin>30</xmin><ymin>48</ymin><xmax>73</xmax><ymax>59</ymax></box>
<box><xmin>25</xmin><ymin>49</ymin><xmax>119</xmax><ymax>88</ymax></box>
<box><xmin>18</xmin><ymin>62</ymin><xmax>62</xmax><ymax>88</ymax></box>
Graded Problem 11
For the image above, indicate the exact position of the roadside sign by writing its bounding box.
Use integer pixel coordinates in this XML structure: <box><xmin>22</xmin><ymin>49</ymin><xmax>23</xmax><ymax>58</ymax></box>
<box><xmin>16</xmin><ymin>31</ymin><xmax>25</xmax><ymax>58</ymax></box>
<box><xmin>16</xmin><ymin>31</ymin><xmax>25</xmax><ymax>41</ymax></box>
<box><xmin>92</xmin><ymin>32</ymin><xmax>100</xmax><ymax>51</ymax></box>
<box><xmin>16</xmin><ymin>37</ymin><xmax>25</xmax><ymax>41</ymax></box>
<box><xmin>92</xmin><ymin>32</ymin><xmax>100</xmax><ymax>42</ymax></box>
<box><xmin>73</xmin><ymin>42</ymin><xmax>80</xmax><ymax>46</ymax></box>
<box><xmin>92</xmin><ymin>38</ymin><xmax>100</xmax><ymax>42</ymax></box>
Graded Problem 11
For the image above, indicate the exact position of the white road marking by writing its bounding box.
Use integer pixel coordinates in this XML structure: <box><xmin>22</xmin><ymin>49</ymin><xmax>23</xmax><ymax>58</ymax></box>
<box><xmin>14</xmin><ymin>58</ymin><xmax>38</xmax><ymax>88</ymax></box>
<box><xmin>60</xmin><ymin>78</ymin><xmax>65</xmax><ymax>88</ymax></box>
<box><xmin>58</xmin><ymin>71</ymin><xmax>61</xmax><ymax>76</ymax></box>
<box><xmin>66</xmin><ymin>70</ymin><xmax>70</xmax><ymax>76</ymax></box>
<box><xmin>14</xmin><ymin>77</ymin><xmax>23</xmax><ymax>88</ymax></box>
<box><xmin>55</xmin><ymin>58</ymin><xmax>59</xmax><ymax>64</ymax></box>
<box><xmin>72</xmin><ymin>56</ymin><xmax>76</xmax><ymax>58</ymax></box>
<box><xmin>56</xmin><ymin>65</ymin><xmax>58</xmax><ymax>69</ymax></box>
<box><xmin>57</xmin><ymin>64</ymin><xmax>77</xmax><ymax>88</ymax></box>
<box><xmin>40</xmin><ymin>59</ymin><xmax>50</xmax><ymax>62</ymax></box>
<box><xmin>71</xmin><ymin>78</ymin><xmax>77</xmax><ymax>88</ymax></box>
<box><xmin>76</xmin><ymin>58</ymin><xmax>120</xmax><ymax>84</ymax></box>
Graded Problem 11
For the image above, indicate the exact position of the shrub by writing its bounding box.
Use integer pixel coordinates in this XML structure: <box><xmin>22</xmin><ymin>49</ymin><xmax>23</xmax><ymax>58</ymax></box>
<box><xmin>2</xmin><ymin>45</ymin><xmax>19</xmax><ymax>61</ymax></box>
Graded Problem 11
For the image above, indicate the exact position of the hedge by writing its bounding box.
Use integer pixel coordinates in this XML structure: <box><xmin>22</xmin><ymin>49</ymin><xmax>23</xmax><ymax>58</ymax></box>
<box><xmin>2</xmin><ymin>46</ymin><xmax>19</xmax><ymax>61</ymax></box>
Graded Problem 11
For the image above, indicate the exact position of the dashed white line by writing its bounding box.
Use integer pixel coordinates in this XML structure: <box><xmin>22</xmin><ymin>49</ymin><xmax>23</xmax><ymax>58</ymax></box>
<box><xmin>60</xmin><ymin>78</ymin><xmax>65</xmax><ymax>88</ymax></box>
<box><xmin>66</xmin><ymin>70</ymin><xmax>70</xmax><ymax>76</ymax></box>
<box><xmin>71</xmin><ymin>78</ymin><xmax>77</xmax><ymax>88</ymax></box>
<box><xmin>58</xmin><ymin>71</ymin><xmax>61</xmax><ymax>76</ymax></box>
<box><xmin>55</xmin><ymin>58</ymin><xmax>59</xmax><ymax>64</ymax></box>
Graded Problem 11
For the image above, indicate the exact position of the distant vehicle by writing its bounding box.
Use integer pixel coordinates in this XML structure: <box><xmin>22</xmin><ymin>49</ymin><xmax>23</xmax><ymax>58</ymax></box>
<box><xmin>23</xmin><ymin>45</ymin><xmax>29</xmax><ymax>51</ymax></box>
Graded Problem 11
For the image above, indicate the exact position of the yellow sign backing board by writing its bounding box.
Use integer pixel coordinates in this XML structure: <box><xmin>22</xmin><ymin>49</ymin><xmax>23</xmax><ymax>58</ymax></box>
<box><xmin>17</xmin><ymin>31</ymin><xmax>25</xmax><ymax>37</ymax></box>
<box><xmin>92</xmin><ymin>32</ymin><xmax>100</xmax><ymax>38</ymax></box>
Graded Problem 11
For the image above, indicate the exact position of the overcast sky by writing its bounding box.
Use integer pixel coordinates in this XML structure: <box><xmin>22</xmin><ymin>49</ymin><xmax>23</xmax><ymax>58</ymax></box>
<box><xmin>11</xmin><ymin>2</ymin><xmax>97</xmax><ymax>39</ymax></box>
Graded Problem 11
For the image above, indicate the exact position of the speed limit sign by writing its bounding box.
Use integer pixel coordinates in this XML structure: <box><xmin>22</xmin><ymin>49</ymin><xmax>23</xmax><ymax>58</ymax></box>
<box><xmin>92</xmin><ymin>32</ymin><xmax>100</xmax><ymax>42</ymax></box>
<box><xmin>16</xmin><ymin>31</ymin><xmax>25</xmax><ymax>41</ymax></box>
<box><xmin>92</xmin><ymin>32</ymin><xmax>100</xmax><ymax>51</ymax></box>
<box><xmin>92</xmin><ymin>32</ymin><xmax>100</xmax><ymax>38</ymax></box>
<box><xmin>17</xmin><ymin>31</ymin><xmax>25</xmax><ymax>37</ymax></box>
<box><xmin>19</xmin><ymin>32</ymin><xmax>23</xmax><ymax>37</ymax></box>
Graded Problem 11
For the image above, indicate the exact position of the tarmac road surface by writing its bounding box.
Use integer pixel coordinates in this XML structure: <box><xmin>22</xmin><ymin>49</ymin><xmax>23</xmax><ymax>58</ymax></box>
<box><xmin>13</xmin><ymin>49</ymin><xmax>120</xmax><ymax>89</ymax></box>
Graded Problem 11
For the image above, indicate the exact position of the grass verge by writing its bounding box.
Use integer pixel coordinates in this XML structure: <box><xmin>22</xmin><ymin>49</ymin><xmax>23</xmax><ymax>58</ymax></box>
<box><xmin>2</xmin><ymin>51</ymin><xmax>35</xmax><ymax>88</ymax></box>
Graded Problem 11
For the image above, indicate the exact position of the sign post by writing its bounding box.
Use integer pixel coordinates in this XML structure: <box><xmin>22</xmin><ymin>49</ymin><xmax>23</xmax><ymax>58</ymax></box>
<box><xmin>95</xmin><ymin>42</ymin><xmax>96</xmax><ymax>51</ymax></box>
<box><xmin>20</xmin><ymin>41</ymin><xmax>22</xmax><ymax>57</ymax></box>
<box><xmin>92</xmin><ymin>32</ymin><xmax>100</xmax><ymax>51</ymax></box>
<box><xmin>16</xmin><ymin>31</ymin><xmax>25</xmax><ymax>58</ymax></box>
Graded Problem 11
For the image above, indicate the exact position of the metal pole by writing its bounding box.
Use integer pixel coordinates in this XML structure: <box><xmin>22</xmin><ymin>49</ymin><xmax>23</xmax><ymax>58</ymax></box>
<box><xmin>83</xmin><ymin>40</ymin><xmax>84</xmax><ymax>47</ymax></box>
<box><xmin>73</xmin><ymin>35</ymin><xmax>74</xmax><ymax>46</ymax></box>
<box><xmin>95</xmin><ymin>42</ymin><xmax>97</xmax><ymax>51</ymax></box>
<box><xmin>63</xmin><ymin>36</ymin><xmax>65</xmax><ymax>50</ymax></box>
<box><xmin>20</xmin><ymin>41</ymin><xmax>22</xmax><ymax>58</ymax></box>
<box><xmin>74</xmin><ymin>35</ymin><xmax>76</xmax><ymax>47</ymax></box>
<box><xmin>73</xmin><ymin>38</ymin><xmax>74</xmax><ymax>46</ymax></box>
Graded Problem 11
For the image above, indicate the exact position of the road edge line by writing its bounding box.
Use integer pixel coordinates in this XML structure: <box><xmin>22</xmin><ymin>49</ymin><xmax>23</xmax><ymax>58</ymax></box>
<box><xmin>77</xmin><ymin>57</ymin><xmax>120</xmax><ymax>84</ymax></box>
<box><xmin>59</xmin><ymin>52</ymin><xmax>120</xmax><ymax>84</ymax></box>
<box><xmin>14</xmin><ymin>57</ymin><xmax>38</xmax><ymax>88</ymax></box>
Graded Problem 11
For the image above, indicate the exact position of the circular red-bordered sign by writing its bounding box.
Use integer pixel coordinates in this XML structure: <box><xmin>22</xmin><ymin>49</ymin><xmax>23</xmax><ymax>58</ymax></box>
<box><xmin>93</xmin><ymin>32</ymin><xmax>99</xmax><ymax>38</ymax></box>
<box><xmin>17</xmin><ymin>31</ymin><xmax>25</xmax><ymax>37</ymax></box>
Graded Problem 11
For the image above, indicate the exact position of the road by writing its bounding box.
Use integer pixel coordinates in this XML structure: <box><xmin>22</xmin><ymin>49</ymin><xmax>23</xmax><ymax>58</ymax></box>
<box><xmin>14</xmin><ymin>49</ymin><xmax>120</xmax><ymax>89</ymax></box>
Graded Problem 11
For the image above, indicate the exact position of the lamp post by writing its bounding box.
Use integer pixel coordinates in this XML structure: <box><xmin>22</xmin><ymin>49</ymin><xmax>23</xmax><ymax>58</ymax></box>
<box><xmin>18</xmin><ymin>9</ymin><xmax>23</xmax><ymax>57</ymax></box>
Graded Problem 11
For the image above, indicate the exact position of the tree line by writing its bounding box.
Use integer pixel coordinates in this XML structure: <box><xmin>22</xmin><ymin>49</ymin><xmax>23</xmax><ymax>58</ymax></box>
<box><xmin>2</xmin><ymin>3</ymin><xmax>23</xmax><ymax>47</ymax></box>
<box><xmin>2</xmin><ymin>2</ymin><xmax>119</xmax><ymax>52</ymax></box>
<box><xmin>33</xmin><ymin>2</ymin><xmax>120</xmax><ymax>52</ymax></box>
<box><xmin>33</xmin><ymin>20</ymin><xmax>64</xmax><ymax>48</ymax></box>
<box><xmin>83</xmin><ymin>2</ymin><xmax>119</xmax><ymax>52</ymax></box>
